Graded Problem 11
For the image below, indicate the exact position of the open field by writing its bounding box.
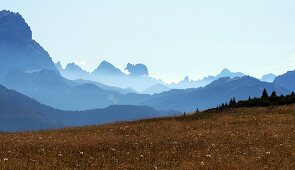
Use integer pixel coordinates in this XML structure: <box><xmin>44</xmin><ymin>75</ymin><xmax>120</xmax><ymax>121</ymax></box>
<box><xmin>1</xmin><ymin>105</ymin><xmax>295</xmax><ymax>169</ymax></box>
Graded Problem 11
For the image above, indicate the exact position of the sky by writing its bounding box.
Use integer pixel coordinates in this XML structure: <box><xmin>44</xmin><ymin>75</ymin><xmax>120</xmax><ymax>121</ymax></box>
<box><xmin>1</xmin><ymin>0</ymin><xmax>295</xmax><ymax>83</ymax></box>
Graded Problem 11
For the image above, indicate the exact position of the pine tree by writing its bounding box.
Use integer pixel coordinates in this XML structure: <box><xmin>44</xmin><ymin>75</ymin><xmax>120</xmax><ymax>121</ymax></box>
<box><xmin>271</xmin><ymin>91</ymin><xmax>277</xmax><ymax>97</ymax></box>
<box><xmin>261</xmin><ymin>89</ymin><xmax>269</xmax><ymax>98</ymax></box>
<box><xmin>229</xmin><ymin>99</ymin><xmax>233</xmax><ymax>105</ymax></box>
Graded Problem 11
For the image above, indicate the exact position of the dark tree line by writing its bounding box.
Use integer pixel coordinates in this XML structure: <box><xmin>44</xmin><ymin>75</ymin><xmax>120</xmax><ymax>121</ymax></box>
<box><xmin>215</xmin><ymin>89</ymin><xmax>295</xmax><ymax>110</ymax></box>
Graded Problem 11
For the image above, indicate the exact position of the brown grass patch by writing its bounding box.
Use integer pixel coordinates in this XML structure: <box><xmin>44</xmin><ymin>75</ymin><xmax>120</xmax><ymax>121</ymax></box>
<box><xmin>1</xmin><ymin>105</ymin><xmax>295</xmax><ymax>169</ymax></box>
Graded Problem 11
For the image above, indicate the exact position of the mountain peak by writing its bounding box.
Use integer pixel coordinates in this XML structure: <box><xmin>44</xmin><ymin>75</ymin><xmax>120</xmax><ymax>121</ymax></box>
<box><xmin>100</xmin><ymin>60</ymin><xmax>111</xmax><ymax>65</ymax></box>
<box><xmin>92</xmin><ymin>60</ymin><xmax>123</xmax><ymax>76</ymax></box>
<box><xmin>220</xmin><ymin>68</ymin><xmax>231</xmax><ymax>74</ymax></box>
<box><xmin>183</xmin><ymin>76</ymin><xmax>190</xmax><ymax>82</ymax></box>
<box><xmin>261</xmin><ymin>73</ymin><xmax>276</xmax><ymax>83</ymax></box>
<box><xmin>65</xmin><ymin>62</ymin><xmax>81</xmax><ymax>70</ymax></box>
<box><xmin>0</xmin><ymin>10</ymin><xmax>58</xmax><ymax>79</ymax></box>
<box><xmin>0</xmin><ymin>10</ymin><xmax>32</xmax><ymax>44</ymax></box>
<box><xmin>125</xmin><ymin>63</ymin><xmax>149</xmax><ymax>76</ymax></box>
<box><xmin>218</xmin><ymin>68</ymin><xmax>245</xmax><ymax>78</ymax></box>
<box><xmin>55</xmin><ymin>62</ymin><xmax>63</xmax><ymax>71</ymax></box>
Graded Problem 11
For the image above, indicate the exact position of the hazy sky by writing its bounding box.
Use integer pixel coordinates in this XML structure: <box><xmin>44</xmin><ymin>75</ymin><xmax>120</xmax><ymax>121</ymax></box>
<box><xmin>1</xmin><ymin>0</ymin><xmax>295</xmax><ymax>83</ymax></box>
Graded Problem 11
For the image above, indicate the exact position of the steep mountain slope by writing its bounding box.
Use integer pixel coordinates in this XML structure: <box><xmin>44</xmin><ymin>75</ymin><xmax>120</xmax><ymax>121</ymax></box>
<box><xmin>0</xmin><ymin>10</ymin><xmax>58</xmax><ymax>79</ymax></box>
<box><xmin>273</xmin><ymin>70</ymin><xmax>295</xmax><ymax>91</ymax></box>
<box><xmin>143</xmin><ymin>76</ymin><xmax>289</xmax><ymax>111</ymax></box>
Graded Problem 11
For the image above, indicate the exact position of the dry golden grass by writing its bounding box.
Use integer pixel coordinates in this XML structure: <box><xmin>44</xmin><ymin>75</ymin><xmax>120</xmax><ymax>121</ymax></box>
<box><xmin>1</xmin><ymin>105</ymin><xmax>295</xmax><ymax>169</ymax></box>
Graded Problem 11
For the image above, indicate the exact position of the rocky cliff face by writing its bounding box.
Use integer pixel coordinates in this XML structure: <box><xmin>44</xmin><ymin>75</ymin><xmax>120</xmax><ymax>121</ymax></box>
<box><xmin>0</xmin><ymin>10</ymin><xmax>58</xmax><ymax>79</ymax></box>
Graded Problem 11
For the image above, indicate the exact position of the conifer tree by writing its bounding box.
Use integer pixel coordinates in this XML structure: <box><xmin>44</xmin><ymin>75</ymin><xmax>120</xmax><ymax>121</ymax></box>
<box><xmin>271</xmin><ymin>91</ymin><xmax>277</xmax><ymax>97</ymax></box>
<box><xmin>261</xmin><ymin>89</ymin><xmax>269</xmax><ymax>98</ymax></box>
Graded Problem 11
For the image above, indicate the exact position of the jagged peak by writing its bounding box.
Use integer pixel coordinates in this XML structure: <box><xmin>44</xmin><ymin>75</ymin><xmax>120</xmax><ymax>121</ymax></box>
<box><xmin>125</xmin><ymin>63</ymin><xmax>149</xmax><ymax>76</ymax></box>
<box><xmin>0</xmin><ymin>9</ymin><xmax>32</xmax><ymax>44</ymax></box>
<box><xmin>220</xmin><ymin>68</ymin><xmax>231</xmax><ymax>74</ymax></box>
<box><xmin>92</xmin><ymin>60</ymin><xmax>123</xmax><ymax>75</ymax></box>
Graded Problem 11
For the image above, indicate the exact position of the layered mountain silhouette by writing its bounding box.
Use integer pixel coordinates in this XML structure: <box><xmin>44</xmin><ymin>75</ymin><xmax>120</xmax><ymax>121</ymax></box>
<box><xmin>90</xmin><ymin>61</ymin><xmax>162</xmax><ymax>92</ymax></box>
<box><xmin>261</xmin><ymin>73</ymin><xmax>276</xmax><ymax>83</ymax></box>
<box><xmin>0</xmin><ymin>9</ymin><xmax>293</xmax><ymax>118</ymax></box>
<box><xmin>273</xmin><ymin>70</ymin><xmax>295</xmax><ymax>91</ymax></box>
<box><xmin>1</xmin><ymin>68</ymin><xmax>141</xmax><ymax>110</ymax></box>
<box><xmin>142</xmin><ymin>84</ymin><xmax>171</xmax><ymax>94</ymax></box>
<box><xmin>0</xmin><ymin>10</ymin><xmax>58</xmax><ymax>79</ymax></box>
<box><xmin>143</xmin><ymin>76</ymin><xmax>289</xmax><ymax>111</ymax></box>
<box><xmin>0</xmin><ymin>83</ymin><xmax>176</xmax><ymax>132</ymax></box>
<box><xmin>0</xmin><ymin>84</ymin><xmax>62</xmax><ymax>131</ymax></box>
<box><xmin>67</xmin><ymin>79</ymin><xmax>137</xmax><ymax>94</ymax></box>
<box><xmin>56</xmin><ymin>60</ymin><xmax>162</xmax><ymax>92</ymax></box>
<box><xmin>56</xmin><ymin>62</ymin><xmax>136</xmax><ymax>94</ymax></box>
<box><xmin>57</xmin><ymin>62</ymin><xmax>90</xmax><ymax>80</ymax></box>
<box><xmin>168</xmin><ymin>68</ymin><xmax>245</xmax><ymax>89</ymax></box>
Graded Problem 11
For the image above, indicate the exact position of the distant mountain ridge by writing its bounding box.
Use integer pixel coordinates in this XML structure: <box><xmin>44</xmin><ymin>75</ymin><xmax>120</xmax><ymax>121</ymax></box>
<box><xmin>168</xmin><ymin>68</ymin><xmax>245</xmax><ymax>89</ymax></box>
<box><xmin>273</xmin><ymin>70</ymin><xmax>295</xmax><ymax>91</ymax></box>
<box><xmin>0</xmin><ymin>9</ymin><xmax>293</xmax><ymax>115</ymax></box>
<box><xmin>56</xmin><ymin>60</ymin><xmax>163</xmax><ymax>92</ymax></box>
<box><xmin>125</xmin><ymin>63</ymin><xmax>149</xmax><ymax>76</ymax></box>
<box><xmin>92</xmin><ymin>60</ymin><xmax>124</xmax><ymax>77</ymax></box>
<box><xmin>261</xmin><ymin>73</ymin><xmax>276</xmax><ymax>83</ymax></box>
<box><xmin>143</xmin><ymin>76</ymin><xmax>289</xmax><ymax>111</ymax></box>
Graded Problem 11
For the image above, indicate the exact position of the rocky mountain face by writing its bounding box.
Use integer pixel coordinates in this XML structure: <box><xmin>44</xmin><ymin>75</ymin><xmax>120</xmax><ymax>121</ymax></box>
<box><xmin>0</xmin><ymin>10</ymin><xmax>58</xmax><ymax>79</ymax></box>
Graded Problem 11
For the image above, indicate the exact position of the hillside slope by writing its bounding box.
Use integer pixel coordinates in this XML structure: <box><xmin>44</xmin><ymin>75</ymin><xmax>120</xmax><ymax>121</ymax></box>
<box><xmin>1</xmin><ymin>105</ymin><xmax>295</xmax><ymax>169</ymax></box>
<box><xmin>0</xmin><ymin>84</ymin><xmax>176</xmax><ymax>131</ymax></box>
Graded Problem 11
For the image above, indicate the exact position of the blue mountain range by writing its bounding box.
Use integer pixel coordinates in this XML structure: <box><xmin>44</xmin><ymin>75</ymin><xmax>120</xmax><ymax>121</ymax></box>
<box><xmin>0</xmin><ymin>10</ymin><xmax>295</xmax><ymax>131</ymax></box>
